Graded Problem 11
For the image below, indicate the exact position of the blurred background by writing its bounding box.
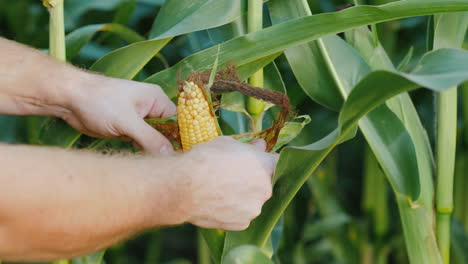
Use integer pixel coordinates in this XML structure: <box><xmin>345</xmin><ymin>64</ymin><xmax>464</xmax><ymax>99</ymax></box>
<box><xmin>0</xmin><ymin>0</ymin><xmax>466</xmax><ymax>263</ymax></box>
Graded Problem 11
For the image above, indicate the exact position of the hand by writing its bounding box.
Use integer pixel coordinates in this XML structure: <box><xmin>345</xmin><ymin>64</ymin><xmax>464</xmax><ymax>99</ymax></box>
<box><xmin>183</xmin><ymin>137</ymin><xmax>278</xmax><ymax>231</ymax></box>
<box><xmin>63</xmin><ymin>71</ymin><xmax>176</xmax><ymax>154</ymax></box>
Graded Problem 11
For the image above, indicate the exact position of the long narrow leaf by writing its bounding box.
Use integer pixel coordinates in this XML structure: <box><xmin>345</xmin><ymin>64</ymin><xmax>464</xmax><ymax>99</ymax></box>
<box><xmin>145</xmin><ymin>0</ymin><xmax>468</xmax><ymax>98</ymax></box>
<box><xmin>91</xmin><ymin>0</ymin><xmax>241</xmax><ymax>79</ymax></box>
<box><xmin>66</xmin><ymin>23</ymin><xmax>145</xmax><ymax>60</ymax></box>
<box><xmin>149</xmin><ymin>0</ymin><xmax>241</xmax><ymax>39</ymax></box>
<box><xmin>221</xmin><ymin>48</ymin><xmax>468</xmax><ymax>259</ymax></box>
<box><xmin>268</xmin><ymin>0</ymin><xmax>343</xmax><ymax>110</ymax></box>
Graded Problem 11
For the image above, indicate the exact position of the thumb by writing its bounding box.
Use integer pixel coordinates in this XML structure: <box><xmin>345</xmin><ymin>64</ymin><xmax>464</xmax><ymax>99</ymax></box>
<box><xmin>125</xmin><ymin>117</ymin><xmax>174</xmax><ymax>155</ymax></box>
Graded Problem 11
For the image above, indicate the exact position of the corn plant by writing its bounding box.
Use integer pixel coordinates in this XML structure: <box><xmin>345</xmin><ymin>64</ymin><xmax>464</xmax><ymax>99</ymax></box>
<box><xmin>1</xmin><ymin>0</ymin><xmax>468</xmax><ymax>263</ymax></box>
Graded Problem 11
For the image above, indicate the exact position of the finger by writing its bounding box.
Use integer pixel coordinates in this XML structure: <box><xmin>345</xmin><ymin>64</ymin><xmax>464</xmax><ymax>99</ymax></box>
<box><xmin>147</xmin><ymin>86</ymin><xmax>177</xmax><ymax>118</ymax></box>
<box><xmin>125</xmin><ymin>117</ymin><xmax>174</xmax><ymax>155</ymax></box>
<box><xmin>251</xmin><ymin>138</ymin><xmax>267</xmax><ymax>151</ymax></box>
<box><xmin>262</xmin><ymin>153</ymin><xmax>279</xmax><ymax>182</ymax></box>
<box><xmin>268</xmin><ymin>153</ymin><xmax>279</xmax><ymax>172</ymax></box>
<box><xmin>270</xmin><ymin>152</ymin><xmax>279</xmax><ymax>165</ymax></box>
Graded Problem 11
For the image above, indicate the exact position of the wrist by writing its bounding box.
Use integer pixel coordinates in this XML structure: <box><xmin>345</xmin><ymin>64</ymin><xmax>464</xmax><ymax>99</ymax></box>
<box><xmin>16</xmin><ymin>64</ymin><xmax>88</xmax><ymax>119</ymax></box>
<box><xmin>178</xmin><ymin>150</ymin><xmax>211</xmax><ymax>226</ymax></box>
<box><xmin>53</xmin><ymin>66</ymin><xmax>95</xmax><ymax>118</ymax></box>
<box><xmin>141</xmin><ymin>154</ymin><xmax>195</xmax><ymax>228</ymax></box>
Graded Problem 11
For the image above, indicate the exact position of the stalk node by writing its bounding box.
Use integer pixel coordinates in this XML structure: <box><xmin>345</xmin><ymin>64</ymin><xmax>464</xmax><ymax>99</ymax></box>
<box><xmin>42</xmin><ymin>0</ymin><xmax>61</xmax><ymax>8</ymax></box>
<box><xmin>436</xmin><ymin>207</ymin><xmax>453</xmax><ymax>214</ymax></box>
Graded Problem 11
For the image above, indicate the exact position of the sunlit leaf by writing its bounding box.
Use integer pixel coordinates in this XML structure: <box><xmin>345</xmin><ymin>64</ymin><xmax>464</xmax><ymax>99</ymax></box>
<box><xmin>268</xmin><ymin>0</ymin><xmax>343</xmax><ymax>110</ymax></box>
<box><xmin>223</xmin><ymin>246</ymin><xmax>273</xmax><ymax>264</ymax></box>
<box><xmin>146</xmin><ymin>0</ymin><xmax>468</xmax><ymax>99</ymax></box>
<box><xmin>149</xmin><ymin>0</ymin><xmax>241</xmax><ymax>39</ymax></box>
<box><xmin>71</xmin><ymin>251</ymin><xmax>105</xmax><ymax>264</ymax></box>
<box><xmin>222</xmin><ymin>48</ymin><xmax>468</xmax><ymax>258</ymax></box>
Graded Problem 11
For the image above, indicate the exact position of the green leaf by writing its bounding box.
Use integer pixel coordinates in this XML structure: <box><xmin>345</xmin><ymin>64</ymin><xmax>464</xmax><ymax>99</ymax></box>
<box><xmin>220</xmin><ymin>109</ymin><xmax>248</xmax><ymax>134</ymax></box>
<box><xmin>344</xmin><ymin>25</ymin><xmax>441</xmax><ymax>264</ymax></box>
<box><xmin>335</xmin><ymin>47</ymin><xmax>467</xmax><ymax>200</ymax></box>
<box><xmin>113</xmin><ymin>0</ymin><xmax>137</xmax><ymax>26</ymax></box>
<box><xmin>272</xmin><ymin>115</ymin><xmax>311</xmax><ymax>152</ymax></box>
<box><xmin>451</xmin><ymin>219</ymin><xmax>468</xmax><ymax>263</ymax></box>
<box><xmin>66</xmin><ymin>23</ymin><xmax>145</xmax><ymax>60</ymax></box>
<box><xmin>0</xmin><ymin>116</ymin><xmax>27</xmax><ymax>143</ymax></box>
<box><xmin>221</xmin><ymin>48</ymin><xmax>468</xmax><ymax>260</ymax></box>
<box><xmin>90</xmin><ymin>38</ymin><xmax>172</xmax><ymax>79</ymax></box>
<box><xmin>207</xmin><ymin>46</ymin><xmax>221</xmax><ymax>89</ymax></box>
<box><xmin>339</xmin><ymin>49</ymin><xmax>468</xmax><ymax>132</ymax></box>
<box><xmin>38</xmin><ymin>118</ymin><xmax>81</xmax><ymax>147</ymax></box>
<box><xmin>303</xmin><ymin>214</ymin><xmax>351</xmax><ymax>241</ymax></box>
<box><xmin>221</xmin><ymin>92</ymin><xmax>250</xmax><ymax>117</ymax></box>
<box><xmin>236</xmin><ymin>54</ymin><xmax>283</xmax><ymax>84</ymax></box>
<box><xmin>64</xmin><ymin>0</ymin><xmax>123</xmax><ymax>29</ymax></box>
<box><xmin>139</xmin><ymin>0</ymin><xmax>165</xmax><ymax>5</ymax></box>
<box><xmin>90</xmin><ymin>0</ymin><xmax>242</xmax><ymax>80</ymax></box>
<box><xmin>71</xmin><ymin>251</ymin><xmax>105</xmax><ymax>264</ymax></box>
<box><xmin>200</xmin><ymin>228</ymin><xmax>226</xmax><ymax>264</ymax></box>
<box><xmin>146</xmin><ymin>0</ymin><xmax>468</xmax><ymax>99</ymax></box>
<box><xmin>268</xmin><ymin>0</ymin><xmax>343</xmax><ymax>111</ymax></box>
<box><xmin>163</xmin><ymin>259</ymin><xmax>192</xmax><ymax>264</ymax></box>
<box><xmin>306</xmin><ymin>170</ymin><xmax>359</xmax><ymax>263</ymax></box>
<box><xmin>397</xmin><ymin>46</ymin><xmax>414</xmax><ymax>71</ymax></box>
<box><xmin>263</xmin><ymin>62</ymin><xmax>287</xmax><ymax>111</ymax></box>
<box><xmin>149</xmin><ymin>0</ymin><xmax>241</xmax><ymax>39</ymax></box>
<box><xmin>433</xmin><ymin>12</ymin><xmax>468</xmax><ymax>49</ymax></box>
<box><xmin>222</xmin><ymin>246</ymin><xmax>273</xmax><ymax>264</ymax></box>
<box><xmin>347</xmin><ymin>24</ymin><xmax>437</xmax><ymax>196</ymax></box>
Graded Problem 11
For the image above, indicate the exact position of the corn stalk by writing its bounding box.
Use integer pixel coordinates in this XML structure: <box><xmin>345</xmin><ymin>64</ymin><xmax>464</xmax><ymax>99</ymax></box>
<box><xmin>434</xmin><ymin>13</ymin><xmax>468</xmax><ymax>264</ymax></box>
<box><xmin>44</xmin><ymin>0</ymin><xmax>68</xmax><ymax>263</ymax></box>
<box><xmin>362</xmin><ymin>145</ymin><xmax>390</xmax><ymax>264</ymax></box>
<box><xmin>247</xmin><ymin>0</ymin><xmax>265</xmax><ymax>131</ymax></box>
<box><xmin>44</xmin><ymin>0</ymin><xmax>66</xmax><ymax>62</ymax></box>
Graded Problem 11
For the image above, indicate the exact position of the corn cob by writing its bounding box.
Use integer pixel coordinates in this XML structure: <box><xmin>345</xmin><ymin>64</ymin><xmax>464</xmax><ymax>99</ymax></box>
<box><xmin>177</xmin><ymin>81</ymin><xmax>220</xmax><ymax>151</ymax></box>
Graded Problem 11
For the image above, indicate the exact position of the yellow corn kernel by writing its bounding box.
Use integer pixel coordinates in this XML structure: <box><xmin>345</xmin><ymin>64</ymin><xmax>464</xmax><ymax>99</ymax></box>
<box><xmin>178</xmin><ymin>81</ymin><xmax>219</xmax><ymax>151</ymax></box>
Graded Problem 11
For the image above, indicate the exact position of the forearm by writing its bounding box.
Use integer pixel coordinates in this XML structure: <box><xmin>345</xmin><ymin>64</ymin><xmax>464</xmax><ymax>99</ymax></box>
<box><xmin>0</xmin><ymin>144</ymin><xmax>190</xmax><ymax>262</ymax></box>
<box><xmin>0</xmin><ymin>37</ymin><xmax>80</xmax><ymax>118</ymax></box>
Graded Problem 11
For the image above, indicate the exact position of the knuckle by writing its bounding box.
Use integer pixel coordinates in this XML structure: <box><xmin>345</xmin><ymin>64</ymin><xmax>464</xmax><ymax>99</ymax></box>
<box><xmin>264</xmin><ymin>184</ymin><xmax>273</xmax><ymax>196</ymax></box>
<box><xmin>252</xmin><ymin>207</ymin><xmax>262</xmax><ymax>218</ymax></box>
<box><xmin>238</xmin><ymin>222</ymin><xmax>251</xmax><ymax>231</ymax></box>
<box><xmin>258</xmin><ymin>182</ymin><xmax>272</xmax><ymax>196</ymax></box>
<box><xmin>245</xmin><ymin>204</ymin><xmax>262</xmax><ymax>219</ymax></box>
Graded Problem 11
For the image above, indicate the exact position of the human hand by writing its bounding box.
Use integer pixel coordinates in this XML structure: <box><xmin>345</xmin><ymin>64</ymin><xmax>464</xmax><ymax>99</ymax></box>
<box><xmin>183</xmin><ymin>137</ymin><xmax>278</xmax><ymax>231</ymax></box>
<box><xmin>0</xmin><ymin>38</ymin><xmax>174</xmax><ymax>154</ymax></box>
<box><xmin>62</xmin><ymin>71</ymin><xmax>176</xmax><ymax>154</ymax></box>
